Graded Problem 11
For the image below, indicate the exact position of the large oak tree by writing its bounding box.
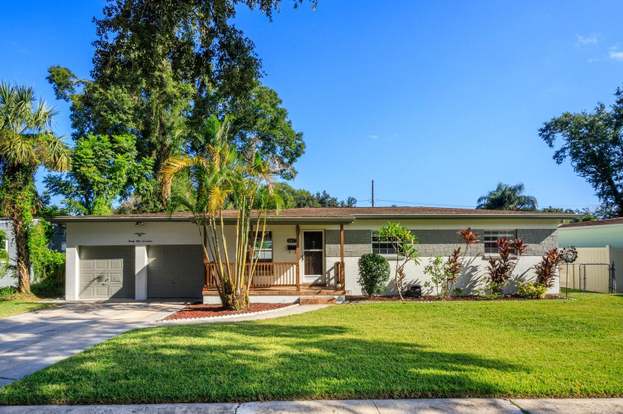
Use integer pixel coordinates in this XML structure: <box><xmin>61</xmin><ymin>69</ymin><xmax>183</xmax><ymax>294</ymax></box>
<box><xmin>47</xmin><ymin>0</ymin><xmax>307</xmax><ymax>212</ymax></box>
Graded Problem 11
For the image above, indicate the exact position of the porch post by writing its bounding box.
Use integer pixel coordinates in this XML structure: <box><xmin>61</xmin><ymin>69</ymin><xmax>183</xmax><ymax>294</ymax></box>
<box><xmin>134</xmin><ymin>245</ymin><xmax>148</xmax><ymax>301</ymax></box>
<box><xmin>339</xmin><ymin>223</ymin><xmax>345</xmax><ymax>289</ymax></box>
<box><xmin>296</xmin><ymin>224</ymin><xmax>301</xmax><ymax>291</ymax></box>
<box><xmin>65</xmin><ymin>246</ymin><xmax>80</xmax><ymax>301</ymax></box>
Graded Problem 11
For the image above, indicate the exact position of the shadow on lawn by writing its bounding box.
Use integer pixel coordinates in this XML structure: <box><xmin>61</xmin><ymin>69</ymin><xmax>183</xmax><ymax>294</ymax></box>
<box><xmin>0</xmin><ymin>323</ymin><xmax>528</xmax><ymax>405</ymax></box>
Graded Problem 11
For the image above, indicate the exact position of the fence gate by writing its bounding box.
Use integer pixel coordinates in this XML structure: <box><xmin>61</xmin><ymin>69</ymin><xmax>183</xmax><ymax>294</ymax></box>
<box><xmin>560</xmin><ymin>262</ymin><xmax>616</xmax><ymax>293</ymax></box>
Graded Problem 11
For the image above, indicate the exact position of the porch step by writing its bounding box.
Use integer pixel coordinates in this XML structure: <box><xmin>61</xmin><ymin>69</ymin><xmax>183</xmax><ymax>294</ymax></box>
<box><xmin>299</xmin><ymin>296</ymin><xmax>337</xmax><ymax>305</ymax></box>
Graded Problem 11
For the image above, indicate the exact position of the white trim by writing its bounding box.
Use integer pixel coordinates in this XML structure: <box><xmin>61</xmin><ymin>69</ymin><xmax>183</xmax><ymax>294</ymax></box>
<box><xmin>135</xmin><ymin>245</ymin><xmax>148</xmax><ymax>300</ymax></box>
<box><xmin>65</xmin><ymin>247</ymin><xmax>80</xmax><ymax>301</ymax></box>
<box><xmin>159</xmin><ymin>304</ymin><xmax>300</xmax><ymax>324</ymax></box>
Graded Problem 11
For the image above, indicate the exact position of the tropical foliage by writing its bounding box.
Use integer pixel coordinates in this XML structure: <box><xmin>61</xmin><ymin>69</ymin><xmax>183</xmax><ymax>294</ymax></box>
<box><xmin>28</xmin><ymin>220</ymin><xmax>65</xmax><ymax>297</ymax></box>
<box><xmin>378</xmin><ymin>222</ymin><xmax>419</xmax><ymax>300</ymax></box>
<box><xmin>540</xmin><ymin>86</ymin><xmax>623</xmax><ymax>217</ymax></box>
<box><xmin>0</xmin><ymin>83</ymin><xmax>70</xmax><ymax>293</ymax></box>
<box><xmin>476</xmin><ymin>183</ymin><xmax>537</xmax><ymax>211</ymax></box>
<box><xmin>534</xmin><ymin>248</ymin><xmax>562</xmax><ymax>288</ymax></box>
<box><xmin>486</xmin><ymin>238</ymin><xmax>526</xmax><ymax>294</ymax></box>
<box><xmin>423</xmin><ymin>228</ymin><xmax>479</xmax><ymax>297</ymax></box>
<box><xmin>161</xmin><ymin>117</ymin><xmax>281</xmax><ymax>310</ymax></box>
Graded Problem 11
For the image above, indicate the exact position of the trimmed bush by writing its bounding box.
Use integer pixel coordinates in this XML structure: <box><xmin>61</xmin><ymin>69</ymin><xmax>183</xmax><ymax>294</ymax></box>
<box><xmin>516</xmin><ymin>281</ymin><xmax>547</xmax><ymax>299</ymax></box>
<box><xmin>358</xmin><ymin>253</ymin><xmax>390</xmax><ymax>296</ymax></box>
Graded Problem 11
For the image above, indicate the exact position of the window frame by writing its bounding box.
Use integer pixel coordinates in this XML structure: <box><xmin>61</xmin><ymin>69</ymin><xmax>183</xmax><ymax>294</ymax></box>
<box><xmin>249</xmin><ymin>231</ymin><xmax>273</xmax><ymax>262</ymax></box>
<box><xmin>371</xmin><ymin>230</ymin><xmax>402</xmax><ymax>255</ymax></box>
<box><xmin>483</xmin><ymin>230</ymin><xmax>518</xmax><ymax>255</ymax></box>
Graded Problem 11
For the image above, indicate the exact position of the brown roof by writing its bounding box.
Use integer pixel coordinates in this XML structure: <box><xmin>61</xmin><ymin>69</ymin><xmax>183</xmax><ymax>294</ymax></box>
<box><xmin>53</xmin><ymin>206</ymin><xmax>577</xmax><ymax>223</ymax></box>
<box><xmin>559</xmin><ymin>217</ymin><xmax>623</xmax><ymax>228</ymax></box>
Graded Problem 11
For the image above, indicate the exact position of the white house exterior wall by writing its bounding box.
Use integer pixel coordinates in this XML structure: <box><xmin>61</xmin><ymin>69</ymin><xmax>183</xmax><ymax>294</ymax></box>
<box><xmin>64</xmin><ymin>218</ymin><xmax>560</xmax><ymax>301</ymax></box>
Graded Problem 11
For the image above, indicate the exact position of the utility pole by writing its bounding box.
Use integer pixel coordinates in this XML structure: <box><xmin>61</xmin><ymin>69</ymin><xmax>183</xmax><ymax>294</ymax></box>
<box><xmin>371</xmin><ymin>179</ymin><xmax>375</xmax><ymax>207</ymax></box>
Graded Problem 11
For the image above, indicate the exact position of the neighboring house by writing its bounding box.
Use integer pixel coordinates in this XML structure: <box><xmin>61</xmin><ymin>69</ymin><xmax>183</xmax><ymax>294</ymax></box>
<box><xmin>0</xmin><ymin>218</ymin><xmax>66</xmax><ymax>289</ymax></box>
<box><xmin>56</xmin><ymin>207</ymin><xmax>573</xmax><ymax>303</ymax></box>
<box><xmin>0</xmin><ymin>219</ymin><xmax>17</xmax><ymax>288</ymax></box>
<box><xmin>557</xmin><ymin>218</ymin><xmax>623</xmax><ymax>293</ymax></box>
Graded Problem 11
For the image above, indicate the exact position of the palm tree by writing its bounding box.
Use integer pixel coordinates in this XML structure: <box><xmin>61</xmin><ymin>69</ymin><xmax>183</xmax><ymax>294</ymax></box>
<box><xmin>476</xmin><ymin>183</ymin><xmax>538</xmax><ymax>211</ymax></box>
<box><xmin>0</xmin><ymin>83</ymin><xmax>70</xmax><ymax>293</ymax></box>
<box><xmin>161</xmin><ymin>118</ymin><xmax>281</xmax><ymax>310</ymax></box>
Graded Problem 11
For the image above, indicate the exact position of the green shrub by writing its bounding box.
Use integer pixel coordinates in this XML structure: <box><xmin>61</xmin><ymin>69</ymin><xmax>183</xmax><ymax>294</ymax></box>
<box><xmin>358</xmin><ymin>253</ymin><xmax>390</xmax><ymax>296</ymax></box>
<box><xmin>516</xmin><ymin>281</ymin><xmax>547</xmax><ymax>299</ymax></box>
<box><xmin>29</xmin><ymin>220</ymin><xmax>65</xmax><ymax>298</ymax></box>
<box><xmin>0</xmin><ymin>287</ymin><xmax>18</xmax><ymax>300</ymax></box>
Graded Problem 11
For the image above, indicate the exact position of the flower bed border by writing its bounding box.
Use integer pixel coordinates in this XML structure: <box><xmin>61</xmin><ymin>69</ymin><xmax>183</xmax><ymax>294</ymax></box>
<box><xmin>160</xmin><ymin>303</ymin><xmax>297</xmax><ymax>323</ymax></box>
<box><xmin>346</xmin><ymin>294</ymin><xmax>563</xmax><ymax>303</ymax></box>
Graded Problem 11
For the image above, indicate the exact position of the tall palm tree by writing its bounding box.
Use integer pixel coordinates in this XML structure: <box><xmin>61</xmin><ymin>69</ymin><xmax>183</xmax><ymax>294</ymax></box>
<box><xmin>0</xmin><ymin>83</ymin><xmax>70</xmax><ymax>293</ymax></box>
<box><xmin>161</xmin><ymin>118</ymin><xmax>281</xmax><ymax>310</ymax></box>
<box><xmin>476</xmin><ymin>183</ymin><xmax>538</xmax><ymax>211</ymax></box>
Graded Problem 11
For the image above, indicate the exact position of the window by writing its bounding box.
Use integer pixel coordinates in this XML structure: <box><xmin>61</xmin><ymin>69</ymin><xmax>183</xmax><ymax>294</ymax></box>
<box><xmin>372</xmin><ymin>231</ymin><xmax>400</xmax><ymax>255</ymax></box>
<box><xmin>249</xmin><ymin>231</ymin><xmax>272</xmax><ymax>262</ymax></box>
<box><xmin>483</xmin><ymin>230</ymin><xmax>517</xmax><ymax>254</ymax></box>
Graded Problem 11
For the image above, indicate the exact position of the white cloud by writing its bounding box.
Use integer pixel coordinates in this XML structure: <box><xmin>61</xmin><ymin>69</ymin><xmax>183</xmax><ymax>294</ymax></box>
<box><xmin>609</xmin><ymin>50</ymin><xmax>623</xmax><ymax>61</ymax></box>
<box><xmin>368</xmin><ymin>134</ymin><xmax>380</xmax><ymax>140</ymax></box>
<box><xmin>576</xmin><ymin>34</ymin><xmax>599</xmax><ymax>46</ymax></box>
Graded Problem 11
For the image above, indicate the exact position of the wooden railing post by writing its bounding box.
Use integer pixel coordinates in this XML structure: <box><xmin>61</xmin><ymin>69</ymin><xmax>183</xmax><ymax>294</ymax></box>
<box><xmin>296</xmin><ymin>224</ymin><xmax>301</xmax><ymax>292</ymax></box>
<box><xmin>339</xmin><ymin>223</ymin><xmax>345</xmax><ymax>289</ymax></box>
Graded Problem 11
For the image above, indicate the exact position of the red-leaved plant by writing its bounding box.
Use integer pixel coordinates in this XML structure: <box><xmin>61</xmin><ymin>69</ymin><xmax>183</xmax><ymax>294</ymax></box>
<box><xmin>444</xmin><ymin>228</ymin><xmax>479</xmax><ymax>296</ymax></box>
<box><xmin>443</xmin><ymin>247</ymin><xmax>462</xmax><ymax>293</ymax></box>
<box><xmin>486</xmin><ymin>238</ymin><xmax>526</xmax><ymax>294</ymax></box>
<box><xmin>534</xmin><ymin>248</ymin><xmax>561</xmax><ymax>288</ymax></box>
<box><xmin>458</xmin><ymin>228</ymin><xmax>479</xmax><ymax>247</ymax></box>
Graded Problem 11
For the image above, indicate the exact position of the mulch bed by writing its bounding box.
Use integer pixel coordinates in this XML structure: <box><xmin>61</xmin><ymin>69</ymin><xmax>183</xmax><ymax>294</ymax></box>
<box><xmin>346</xmin><ymin>294</ymin><xmax>563</xmax><ymax>302</ymax></box>
<box><xmin>165</xmin><ymin>303</ymin><xmax>292</xmax><ymax>320</ymax></box>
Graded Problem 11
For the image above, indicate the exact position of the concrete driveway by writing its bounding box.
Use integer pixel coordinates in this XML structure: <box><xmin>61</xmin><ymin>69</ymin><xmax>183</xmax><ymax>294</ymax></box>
<box><xmin>0</xmin><ymin>302</ymin><xmax>182</xmax><ymax>387</ymax></box>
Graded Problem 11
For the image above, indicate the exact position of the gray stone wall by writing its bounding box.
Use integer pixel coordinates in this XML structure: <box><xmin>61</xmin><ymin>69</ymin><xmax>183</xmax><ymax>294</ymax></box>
<box><xmin>325</xmin><ymin>228</ymin><xmax>557</xmax><ymax>259</ymax></box>
<box><xmin>325</xmin><ymin>230</ymin><xmax>371</xmax><ymax>257</ymax></box>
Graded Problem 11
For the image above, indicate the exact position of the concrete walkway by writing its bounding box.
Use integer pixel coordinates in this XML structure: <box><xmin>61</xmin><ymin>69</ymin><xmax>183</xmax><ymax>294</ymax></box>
<box><xmin>0</xmin><ymin>302</ymin><xmax>182</xmax><ymax>387</ymax></box>
<box><xmin>1</xmin><ymin>398</ymin><xmax>622</xmax><ymax>413</ymax></box>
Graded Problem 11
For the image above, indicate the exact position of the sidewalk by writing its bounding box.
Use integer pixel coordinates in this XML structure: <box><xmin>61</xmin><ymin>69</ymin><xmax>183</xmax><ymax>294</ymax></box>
<box><xmin>1</xmin><ymin>398</ymin><xmax>622</xmax><ymax>413</ymax></box>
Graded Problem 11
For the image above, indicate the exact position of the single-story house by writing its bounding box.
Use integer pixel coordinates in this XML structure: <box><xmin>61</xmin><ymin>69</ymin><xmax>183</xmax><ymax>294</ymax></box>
<box><xmin>0</xmin><ymin>218</ymin><xmax>65</xmax><ymax>288</ymax></box>
<box><xmin>557</xmin><ymin>217</ymin><xmax>623</xmax><ymax>293</ymax></box>
<box><xmin>55</xmin><ymin>207</ymin><xmax>573</xmax><ymax>303</ymax></box>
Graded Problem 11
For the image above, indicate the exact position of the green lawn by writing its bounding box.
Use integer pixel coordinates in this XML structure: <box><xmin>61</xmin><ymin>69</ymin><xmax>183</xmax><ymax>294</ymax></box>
<box><xmin>0</xmin><ymin>297</ymin><xmax>51</xmax><ymax>318</ymax></box>
<box><xmin>1</xmin><ymin>292</ymin><xmax>622</xmax><ymax>405</ymax></box>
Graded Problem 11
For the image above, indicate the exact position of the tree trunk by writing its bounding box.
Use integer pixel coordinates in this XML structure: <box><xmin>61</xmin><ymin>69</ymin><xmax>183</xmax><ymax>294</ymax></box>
<box><xmin>220</xmin><ymin>290</ymin><xmax>249</xmax><ymax>311</ymax></box>
<box><xmin>12</xmin><ymin>216</ymin><xmax>31</xmax><ymax>294</ymax></box>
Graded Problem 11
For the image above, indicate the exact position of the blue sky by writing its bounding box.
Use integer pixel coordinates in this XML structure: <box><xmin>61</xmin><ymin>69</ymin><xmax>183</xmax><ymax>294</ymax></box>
<box><xmin>1</xmin><ymin>1</ymin><xmax>622</xmax><ymax>210</ymax></box>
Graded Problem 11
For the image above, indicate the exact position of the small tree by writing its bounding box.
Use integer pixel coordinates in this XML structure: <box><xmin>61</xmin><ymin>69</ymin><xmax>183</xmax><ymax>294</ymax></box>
<box><xmin>486</xmin><ymin>238</ymin><xmax>526</xmax><ymax>294</ymax></box>
<box><xmin>357</xmin><ymin>253</ymin><xmax>390</xmax><ymax>296</ymax></box>
<box><xmin>378</xmin><ymin>222</ymin><xmax>419</xmax><ymax>300</ymax></box>
<box><xmin>161</xmin><ymin>118</ymin><xmax>281</xmax><ymax>310</ymax></box>
<box><xmin>423</xmin><ymin>256</ymin><xmax>447</xmax><ymax>296</ymax></box>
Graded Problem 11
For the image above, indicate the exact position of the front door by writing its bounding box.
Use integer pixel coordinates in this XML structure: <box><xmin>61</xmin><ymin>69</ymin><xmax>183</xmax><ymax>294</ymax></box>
<box><xmin>303</xmin><ymin>231</ymin><xmax>324</xmax><ymax>282</ymax></box>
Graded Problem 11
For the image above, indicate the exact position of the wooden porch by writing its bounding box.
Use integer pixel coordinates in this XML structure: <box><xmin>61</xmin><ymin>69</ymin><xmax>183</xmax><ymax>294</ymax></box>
<box><xmin>202</xmin><ymin>261</ymin><xmax>345</xmax><ymax>295</ymax></box>
<box><xmin>202</xmin><ymin>223</ymin><xmax>347</xmax><ymax>296</ymax></box>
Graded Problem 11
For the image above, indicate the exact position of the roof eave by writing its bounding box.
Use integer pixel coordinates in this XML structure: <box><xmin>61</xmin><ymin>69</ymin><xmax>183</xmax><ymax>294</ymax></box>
<box><xmin>52</xmin><ymin>215</ymin><xmax>354</xmax><ymax>224</ymax></box>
